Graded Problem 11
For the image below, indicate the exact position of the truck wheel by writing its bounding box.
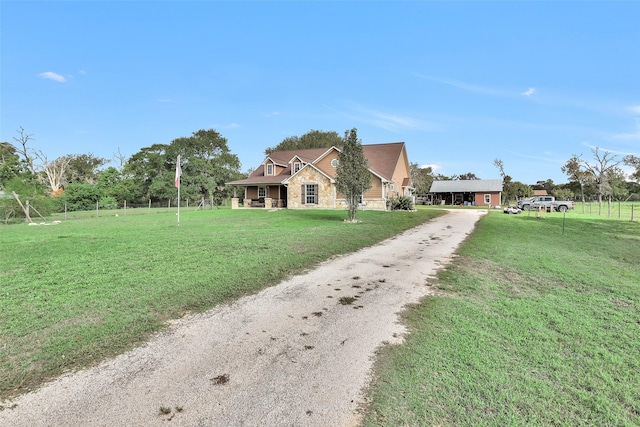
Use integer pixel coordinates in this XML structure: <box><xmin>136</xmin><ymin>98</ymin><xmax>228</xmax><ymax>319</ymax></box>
<box><xmin>523</xmin><ymin>205</ymin><xmax>530</xmax><ymax>211</ymax></box>
<box><xmin>557</xmin><ymin>205</ymin><xmax>567</xmax><ymax>213</ymax></box>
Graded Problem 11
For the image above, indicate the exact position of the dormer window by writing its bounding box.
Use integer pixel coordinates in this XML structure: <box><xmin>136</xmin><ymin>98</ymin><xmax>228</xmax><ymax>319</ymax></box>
<box><xmin>293</xmin><ymin>162</ymin><xmax>302</xmax><ymax>174</ymax></box>
<box><xmin>266</xmin><ymin>163</ymin><xmax>274</xmax><ymax>176</ymax></box>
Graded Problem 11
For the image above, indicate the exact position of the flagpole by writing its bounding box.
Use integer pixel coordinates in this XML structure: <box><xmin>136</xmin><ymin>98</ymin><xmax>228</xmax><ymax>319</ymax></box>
<box><xmin>175</xmin><ymin>155</ymin><xmax>182</xmax><ymax>226</ymax></box>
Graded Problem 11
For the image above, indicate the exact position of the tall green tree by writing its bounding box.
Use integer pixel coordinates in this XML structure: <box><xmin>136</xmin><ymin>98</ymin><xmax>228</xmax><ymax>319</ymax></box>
<box><xmin>491</xmin><ymin>159</ymin><xmax>532</xmax><ymax>204</ymax></box>
<box><xmin>505</xmin><ymin>180</ymin><xmax>533</xmax><ymax>203</ymax></box>
<box><xmin>0</xmin><ymin>142</ymin><xmax>25</xmax><ymax>188</ymax></box>
<box><xmin>65</xmin><ymin>153</ymin><xmax>108</xmax><ymax>185</ymax></box>
<box><xmin>335</xmin><ymin>128</ymin><xmax>371</xmax><ymax>222</ymax></box>
<box><xmin>169</xmin><ymin>129</ymin><xmax>242</xmax><ymax>203</ymax></box>
<box><xmin>409</xmin><ymin>162</ymin><xmax>434</xmax><ymax>196</ymax></box>
<box><xmin>561</xmin><ymin>155</ymin><xmax>594</xmax><ymax>203</ymax></box>
<box><xmin>124</xmin><ymin>129</ymin><xmax>242</xmax><ymax>204</ymax></box>
<box><xmin>564</xmin><ymin>148</ymin><xmax>623</xmax><ymax>205</ymax></box>
<box><xmin>124</xmin><ymin>143</ymin><xmax>169</xmax><ymax>202</ymax></box>
<box><xmin>454</xmin><ymin>172</ymin><xmax>480</xmax><ymax>180</ymax></box>
<box><xmin>533</xmin><ymin>179</ymin><xmax>556</xmax><ymax>195</ymax></box>
<box><xmin>624</xmin><ymin>154</ymin><xmax>640</xmax><ymax>182</ymax></box>
<box><xmin>264</xmin><ymin>129</ymin><xmax>342</xmax><ymax>155</ymax></box>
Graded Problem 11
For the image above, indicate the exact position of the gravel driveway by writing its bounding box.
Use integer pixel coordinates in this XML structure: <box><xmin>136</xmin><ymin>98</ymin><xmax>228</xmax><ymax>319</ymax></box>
<box><xmin>0</xmin><ymin>209</ymin><xmax>485</xmax><ymax>427</ymax></box>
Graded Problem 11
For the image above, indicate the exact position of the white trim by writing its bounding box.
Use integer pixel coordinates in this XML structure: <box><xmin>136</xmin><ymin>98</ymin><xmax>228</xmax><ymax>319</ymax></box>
<box><xmin>282</xmin><ymin>163</ymin><xmax>335</xmax><ymax>184</ymax></box>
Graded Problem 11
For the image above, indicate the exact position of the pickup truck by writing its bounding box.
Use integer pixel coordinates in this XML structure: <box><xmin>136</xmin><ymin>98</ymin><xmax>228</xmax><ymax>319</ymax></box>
<box><xmin>517</xmin><ymin>196</ymin><xmax>574</xmax><ymax>213</ymax></box>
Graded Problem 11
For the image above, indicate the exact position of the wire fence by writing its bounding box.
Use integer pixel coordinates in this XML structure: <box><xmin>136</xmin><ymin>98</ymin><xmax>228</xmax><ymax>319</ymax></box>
<box><xmin>2</xmin><ymin>197</ymin><xmax>229</xmax><ymax>224</ymax></box>
<box><xmin>572</xmin><ymin>201</ymin><xmax>637</xmax><ymax>222</ymax></box>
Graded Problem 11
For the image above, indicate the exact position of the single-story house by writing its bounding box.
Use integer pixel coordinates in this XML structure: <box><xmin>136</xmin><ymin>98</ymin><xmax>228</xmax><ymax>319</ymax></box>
<box><xmin>428</xmin><ymin>179</ymin><xmax>503</xmax><ymax>207</ymax></box>
<box><xmin>226</xmin><ymin>142</ymin><xmax>413</xmax><ymax>210</ymax></box>
<box><xmin>533</xmin><ymin>189</ymin><xmax>548</xmax><ymax>196</ymax></box>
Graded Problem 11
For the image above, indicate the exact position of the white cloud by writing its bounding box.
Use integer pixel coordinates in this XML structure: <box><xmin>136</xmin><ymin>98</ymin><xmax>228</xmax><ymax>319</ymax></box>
<box><xmin>612</xmin><ymin>127</ymin><xmax>640</xmax><ymax>142</ymax></box>
<box><xmin>265</xmin><ymin>111</ymin><xmax>280</xmax><ymax>117</ymax></box>
<box><xmin>414</xmin><ymin>73</ymin><xmax>507</xmax><ymax>96</ymax></box>
<box><xmin>521</xmin><ymin>87</ymin><xmax>536</xmax><ymax>97</ymax></box>
<box><xmin>225</xmin><ymin>123</ymin><xmax>241</xmax><ymax>129</ymax></box>
<box><xmin>628</xmin><ymin>105</ymin><xmax>640</xmax><ymax>115</ymax></box>
<box><xmin>38</xmin><ymin>71</ymin><xmax>66</xmax><ymax>83</ymax></box>
<box><xmin>346</xmin><ymin>102</ymin><xmax>441</xmax><ymax>132</ymax></box>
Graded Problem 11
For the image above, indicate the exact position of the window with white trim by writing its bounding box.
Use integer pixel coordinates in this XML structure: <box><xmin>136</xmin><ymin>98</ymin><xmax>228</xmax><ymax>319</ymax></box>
<box><xmin>258</xmin><ymin>187</ymin><xmax>266</xmax><ymax>198</ymax></box>
<box><xmin>331</xmin><ymin>158</ymin><xmax>338</xmax><ymax>167</ymax></box>
<box><xmin>266</xmin><ymin>164</ymin><xmax>274</xmax><ymax>176</ymax></box>
<box><xmin>293</xmin><ymin>162</ymin><xmax>302</xmax><ymax>174</ymax></box>
<box><xmin>301</xmin><ymin>183</ymin><xmax>318</xmax><ymax>205</ymax></box>
<box><xmin>484</xmin><ymin>194</ymin><xmax>491</xmax><ymax>204</ymax></box>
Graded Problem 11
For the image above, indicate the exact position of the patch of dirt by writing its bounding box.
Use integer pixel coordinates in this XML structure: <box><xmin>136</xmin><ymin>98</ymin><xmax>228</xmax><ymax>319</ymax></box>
<box><xmin>0</xmin><ymin>209</ymin><xmax>485</xmax><ymax>427</ymax></box>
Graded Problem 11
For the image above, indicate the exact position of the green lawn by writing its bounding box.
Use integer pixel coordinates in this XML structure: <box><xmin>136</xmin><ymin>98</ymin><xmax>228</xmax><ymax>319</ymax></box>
<box><xmin>361</xmin><ymin>211</ymin><xmax>640</xmax><ymax>426</ymax></box>
<box><xmin>0</xmin><ymin>207</ymin><xmax>441</xmax><ymax>400</ymax></box>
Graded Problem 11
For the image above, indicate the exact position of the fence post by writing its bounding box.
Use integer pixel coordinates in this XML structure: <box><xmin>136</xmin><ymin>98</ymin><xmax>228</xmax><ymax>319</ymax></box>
<box><xmin>124</xmin><ymin>200</ymin><xmax>127</xmax><ymax>216</ymax></box>
<box><xmin>632</xmin><ymin>205</ymin><xmax>635</xmax><ymax>222</ymax></box>
<box><xmin>96</xmin><ymin>201</ymin><xmax>99</xmax><ymax>218</ymax></box>
<box><xmin>148</xmin><ymin>198</ymin><xmax>151</xmax><ymax>214</ymax></box>
<box><xmin>619</xmin><ymin>200</ymin><xmax>621</xmax><ymax>219</ymax></box>
<box><xmin>65</xmin><ymin>202</ymin><xmax>67</xmax><ymax>220</ymax></box>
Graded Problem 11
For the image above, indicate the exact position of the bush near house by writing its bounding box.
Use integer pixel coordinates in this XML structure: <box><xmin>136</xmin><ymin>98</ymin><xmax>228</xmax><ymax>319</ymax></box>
<box><xmin>387</xmin><ymin>196</ymin><xmax>414</xmax><ymax>211</ymax></box>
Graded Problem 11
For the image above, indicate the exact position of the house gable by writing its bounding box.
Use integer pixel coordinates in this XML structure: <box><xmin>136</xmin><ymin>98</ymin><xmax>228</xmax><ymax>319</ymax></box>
<box><xmin>227</xmin><ymin>142</ymin><xmax>413</xmax><ymax>211</ymax></box>
<box><xmin>285</xmin><ymin>164</ymin><xmax>335</xmax><ymax>209</ymax></box>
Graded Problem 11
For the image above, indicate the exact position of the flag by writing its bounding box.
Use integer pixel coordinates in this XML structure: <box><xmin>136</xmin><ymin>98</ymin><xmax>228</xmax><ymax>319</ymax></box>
<box><xmin>175</xmin><ymin>155</ymin><xmax>182</xmax><ymax>188</ymax></box>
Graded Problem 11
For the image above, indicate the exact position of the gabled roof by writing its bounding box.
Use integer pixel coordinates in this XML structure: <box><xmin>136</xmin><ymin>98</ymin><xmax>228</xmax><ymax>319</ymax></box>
<box><xmin>429</xmin><ymin>179</ymin><xmax>503</xmax><ymax>193</ymax></box>
<box><xmin>227</xmin><ymin>142</ymin><xmax>408</xmax><ymax>186</ymax></box>
<box><xmin>282</xmin><ymin>162</ymin><xmax>335</xmax><ymax>184</ymax></box>
<box><xmin>362</xmin><ymin>142</ymin><xmax>406</xmax><ymax>181</ymax></box>
<box><xmin>267</xmin><ymin>148</ymin><xmax>329</xmax><ymax>166</ymax></box>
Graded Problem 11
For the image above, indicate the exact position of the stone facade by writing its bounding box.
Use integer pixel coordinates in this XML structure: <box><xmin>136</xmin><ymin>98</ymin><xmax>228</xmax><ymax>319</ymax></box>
<box><xmin>286</xmin><ymin>167</ymin><xmax>335</xmax><ymax>209</ymax></box>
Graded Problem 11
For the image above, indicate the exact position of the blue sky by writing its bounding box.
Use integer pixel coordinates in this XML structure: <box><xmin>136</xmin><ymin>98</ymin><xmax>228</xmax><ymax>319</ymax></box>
<box><xmin>2</xmin><ymin>1</ymin><xmax>639</xmax><ymax>185</ymax></box>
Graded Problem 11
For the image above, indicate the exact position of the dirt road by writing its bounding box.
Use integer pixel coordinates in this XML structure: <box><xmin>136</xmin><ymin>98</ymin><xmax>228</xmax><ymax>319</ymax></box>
<box><xmin>0</xmin><ymin>209</ymin><xmax>485</xmax><ymax>427</ymax></box>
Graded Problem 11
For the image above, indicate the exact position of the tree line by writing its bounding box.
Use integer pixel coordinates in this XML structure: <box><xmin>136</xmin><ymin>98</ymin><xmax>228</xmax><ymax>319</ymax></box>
<box><xmin>1</xmin><ymin>128</ymin><xmax>244</xmax><ymax>221</ymax></box>
<box><xmin>2</xmin><ymin>126</ymin><xmax>639</xmax><ymax>223</ymax></box>
<box><xmin>0</xmin><ymin>127</ymin><xmax>375</xmax><ymax>222</ymax></box>
<box><xmin>410</xmin><ymin>149</ymin><xmax>640</xmax><ymax>205</ymax></box>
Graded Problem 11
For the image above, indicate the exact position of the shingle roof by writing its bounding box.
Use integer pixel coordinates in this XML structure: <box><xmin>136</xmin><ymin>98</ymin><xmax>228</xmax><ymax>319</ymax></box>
<box><xmin>429</xmin><ymin>179</ymin><xmax>503</xmax><ymax>193</ymax></box>
<box><xmin>267</xmin><ymin>148</ymin><xmax>329</xmax><ymax>166</ymax></box>
<box><xmin>362</xmin><ymin>142</ymin><xmax>405</xmax><ymax>181</ymax></box>
<box><xmin>227</xmin><ymin>142</ymin><xmax>407</xmax><ymax>185</ymax></box>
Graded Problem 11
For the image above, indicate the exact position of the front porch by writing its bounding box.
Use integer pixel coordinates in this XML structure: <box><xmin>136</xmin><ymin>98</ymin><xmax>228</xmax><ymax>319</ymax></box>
<box><xmin>230</xmin><ymin>184</ymin><xmax>288</xmax><ymax>209</ymax></box>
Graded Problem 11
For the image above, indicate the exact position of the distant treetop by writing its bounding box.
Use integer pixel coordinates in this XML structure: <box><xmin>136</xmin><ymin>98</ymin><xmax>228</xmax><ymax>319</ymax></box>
<box><xmin>264</xmin><ymin>130</ymin><xmax>343</xmax><ymax>156</ymax></box>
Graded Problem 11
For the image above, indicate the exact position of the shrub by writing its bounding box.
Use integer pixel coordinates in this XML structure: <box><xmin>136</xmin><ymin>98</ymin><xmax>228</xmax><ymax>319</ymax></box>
<box><xmin>388</xmin><ymin>196</ymin><xmax>414</xmax><ymax>211</ymax></box>
<box><xmin>99</xmin><ymin>196</ymin><xmax>118</xmax><ymax>210</ymax></box>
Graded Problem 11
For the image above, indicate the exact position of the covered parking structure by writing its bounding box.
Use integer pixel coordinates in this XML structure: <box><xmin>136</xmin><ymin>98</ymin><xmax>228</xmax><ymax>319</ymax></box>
<box><xmin>428</xmin><ymin>179</ymin><xmax>503</xmax><ymax>207</ymax></box>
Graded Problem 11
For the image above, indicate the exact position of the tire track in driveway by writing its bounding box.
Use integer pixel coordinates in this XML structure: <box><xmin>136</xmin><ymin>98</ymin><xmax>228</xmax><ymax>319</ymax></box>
<box><xmin>0</xmin><ymin>209</ymin><xmax>486</xmax><ymax>427</ymax></box>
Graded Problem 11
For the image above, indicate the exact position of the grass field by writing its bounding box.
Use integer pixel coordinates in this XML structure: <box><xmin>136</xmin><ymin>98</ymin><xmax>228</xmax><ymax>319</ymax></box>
<box><xmin>361</xmin><ymin>210</ymin><xmax>640</xmax><ymax>426</ymax></box>
<box><xmin>0</xmin><ymin>207</ymin><xmax>441</xmax><ymax>400</ymax></box>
